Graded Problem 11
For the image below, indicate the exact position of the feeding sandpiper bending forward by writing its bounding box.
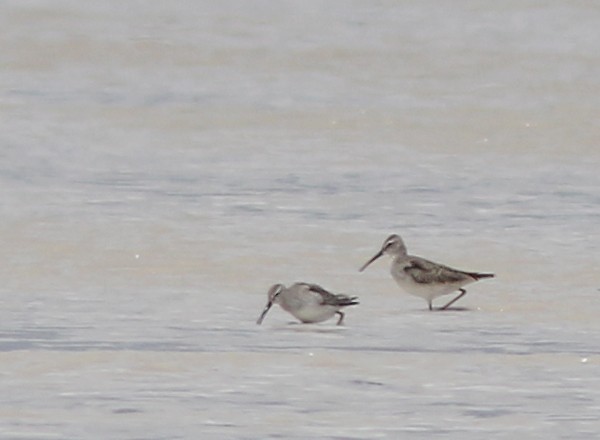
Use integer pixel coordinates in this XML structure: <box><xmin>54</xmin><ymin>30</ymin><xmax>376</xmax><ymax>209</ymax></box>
<box><xmin>256</xmin><ymin>282</ymin><xmax>359</xmax><ymax>325</ymax></box>
<box><xmin>359</xmin><ymin>234</ymin><xmax>494</xmax><ymax>311</ymax></box>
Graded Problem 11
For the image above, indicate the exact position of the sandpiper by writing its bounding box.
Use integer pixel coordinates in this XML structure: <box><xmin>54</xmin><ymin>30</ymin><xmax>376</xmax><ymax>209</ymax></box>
<box><xmin>359</xmin><ymin>234</ymin><xmax>494</xmax><ymax>310</ymax></box>
<box><xmin>256</xmin><ymin>282</ymin><xmax>359</xmax><ymax>325</ymax></box>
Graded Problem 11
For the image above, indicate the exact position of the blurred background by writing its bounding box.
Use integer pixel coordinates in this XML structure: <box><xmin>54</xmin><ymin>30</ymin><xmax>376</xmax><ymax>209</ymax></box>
<box><xmin>1</xmin><ymin>1</ymin><xmax>599</xmax><ymax>438</ymax></box>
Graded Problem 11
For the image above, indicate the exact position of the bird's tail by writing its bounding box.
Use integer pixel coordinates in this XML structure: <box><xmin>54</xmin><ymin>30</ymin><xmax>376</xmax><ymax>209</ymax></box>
<box><xmin>337</xmin><ymin>295</ymin><xmax>360</xmax><ymax>306</ymax></box>
<box><xmin>471</xmin><ymin>272</ymin><xmax>495</xmax><ymax>280</ymax></box>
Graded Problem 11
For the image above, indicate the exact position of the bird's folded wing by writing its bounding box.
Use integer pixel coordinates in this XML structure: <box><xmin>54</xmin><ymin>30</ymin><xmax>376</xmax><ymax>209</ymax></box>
<box><xmin>405</xmin><ymin>258</ymin><xmax>470</xmax><ymax>284</ymax></box>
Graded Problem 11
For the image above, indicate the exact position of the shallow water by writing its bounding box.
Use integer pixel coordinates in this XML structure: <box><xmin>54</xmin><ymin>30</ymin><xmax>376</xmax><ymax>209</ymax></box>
<box><xmin>1</xmin><ymin>1</ymin><xmax>600</xmax><ymax>439</ymax></box>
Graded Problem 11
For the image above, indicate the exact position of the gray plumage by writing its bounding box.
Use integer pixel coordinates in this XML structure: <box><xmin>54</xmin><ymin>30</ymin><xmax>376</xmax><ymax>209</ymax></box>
<box><xmin>360</xmin><ymin>234</ymin><xmax>494</xmax><ymax>310</ymax></box>
<box><xmin>257</xmin><ymin>282</ymin><xmax>359</xmax><ymax>325</ymax></box>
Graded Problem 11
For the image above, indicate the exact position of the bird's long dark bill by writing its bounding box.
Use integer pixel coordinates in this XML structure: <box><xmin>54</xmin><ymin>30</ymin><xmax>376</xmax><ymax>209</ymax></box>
<box><xmin>256</xmin><ymin>301</ymin><xmax>273</xmax><ymax>325</ymax></box>
<box><xmin>359</xmin><ymin>250</ymin><xmax>383</xmax><ymax>272</ymax></box>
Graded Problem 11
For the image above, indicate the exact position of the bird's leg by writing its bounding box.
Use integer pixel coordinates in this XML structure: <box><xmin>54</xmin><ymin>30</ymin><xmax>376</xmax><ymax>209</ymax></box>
<box><xmin>428</xmin><ymin>300</ymin><xmax>433</xmax><ymax>311</ymax></box>
<box><xmin>440</xmin><ymin>288</ymin><xmax>467</xmax><ymax>310</ymax></box>
<box><xmin>335</xmin><ymin>311</ymin><xmax>345</xmax><ymax>325</ymax></box>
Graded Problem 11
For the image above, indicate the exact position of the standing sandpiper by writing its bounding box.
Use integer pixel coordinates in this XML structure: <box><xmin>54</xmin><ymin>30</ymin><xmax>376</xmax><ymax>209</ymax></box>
<box><xmin>256</xmin><ymin>282</ymin><xmax>359</xmax><ymax>325</ymax></box>
<box><xmin>359</xmin><ymin>234</ymin><xmax>494</xmax><ymax>310</ymax></box>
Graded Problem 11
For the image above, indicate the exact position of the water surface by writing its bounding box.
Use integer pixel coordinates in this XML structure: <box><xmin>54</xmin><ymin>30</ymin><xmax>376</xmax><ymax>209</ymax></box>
<box><xmin>1</xmin><ymin>1</ymin><xmax>599</xmax><ymax>438</ymax></box>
